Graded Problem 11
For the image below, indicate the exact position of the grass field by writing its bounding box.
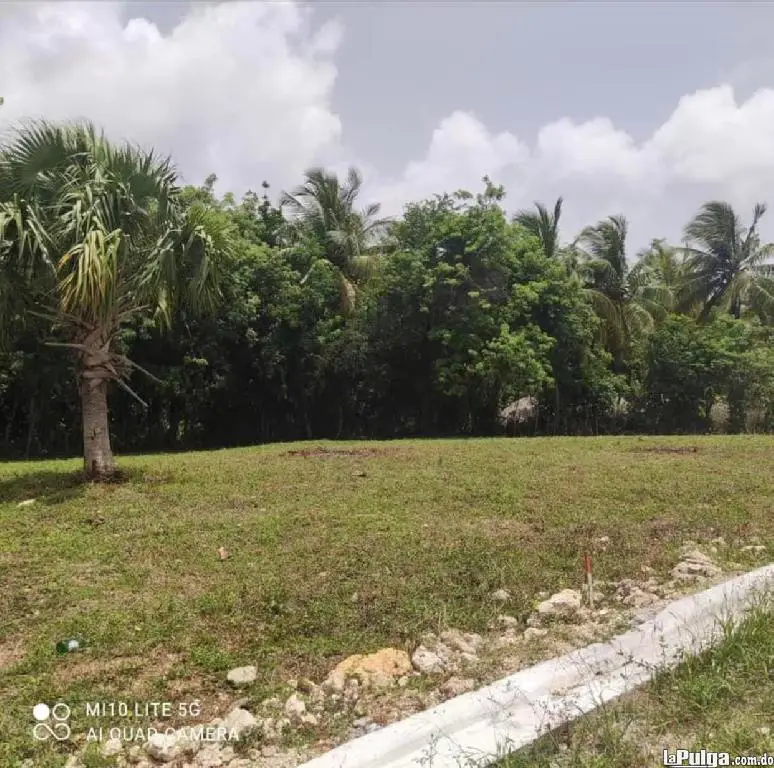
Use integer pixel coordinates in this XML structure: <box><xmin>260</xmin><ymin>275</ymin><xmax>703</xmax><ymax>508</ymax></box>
<box><xmin>1</xmin><ymin>435</ymin><xmax>774</xmax><ymax>766</ymax></box>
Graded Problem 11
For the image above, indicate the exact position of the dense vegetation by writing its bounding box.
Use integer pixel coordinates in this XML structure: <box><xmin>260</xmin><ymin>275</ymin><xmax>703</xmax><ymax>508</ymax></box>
<box><xmin>1</xmin><ymin>121</ymin><xmax>773</xmax><ymax>468</ymax></box>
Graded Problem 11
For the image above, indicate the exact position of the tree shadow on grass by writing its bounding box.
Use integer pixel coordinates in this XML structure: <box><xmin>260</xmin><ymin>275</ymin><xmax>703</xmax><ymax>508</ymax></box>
<box><xmin>0</xmin><ymin>470</ymin><xmax>87</xmax><ymax>505</ymax></box>
<box><xmin>0</xmin><ymin>466</ymin><xmax>144</xmax><ymax>506</ymax></box>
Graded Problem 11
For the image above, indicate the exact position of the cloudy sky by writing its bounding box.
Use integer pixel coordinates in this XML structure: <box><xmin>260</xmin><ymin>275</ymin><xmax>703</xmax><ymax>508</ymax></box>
<box><xmin>2</xmin><ymin>1</ymin><xmax>774</xmax><ymax>250</ymax></box>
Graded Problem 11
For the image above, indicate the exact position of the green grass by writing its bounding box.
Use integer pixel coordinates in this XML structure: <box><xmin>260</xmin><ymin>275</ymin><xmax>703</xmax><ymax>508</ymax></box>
<box><xmin>1</xmin><ymin>435</ymin><xmax>774</xmax><ymax>766</ymax></box>
<box><xmin>497</xmin><ymin>602</ymin><xmax>774</xmax><ymax>767</ymax></box>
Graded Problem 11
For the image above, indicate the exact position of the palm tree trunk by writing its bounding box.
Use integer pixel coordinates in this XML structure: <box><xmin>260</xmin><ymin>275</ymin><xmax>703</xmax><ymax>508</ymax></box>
<box><xmin>81</xmin><ymin>378</ymin><xmax>115</xmax><ymax>479</ymax></box>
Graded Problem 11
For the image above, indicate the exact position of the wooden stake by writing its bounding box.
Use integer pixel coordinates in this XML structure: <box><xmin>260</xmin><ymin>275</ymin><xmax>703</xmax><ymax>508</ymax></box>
<box><xmin>583</xmin><ymin>552</ymin><xmax>594</xmax><ymax>609</ymax></box>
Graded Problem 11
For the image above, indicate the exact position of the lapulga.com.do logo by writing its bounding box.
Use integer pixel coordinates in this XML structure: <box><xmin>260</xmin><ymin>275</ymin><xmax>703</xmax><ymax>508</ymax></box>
<box><xmin>32</xmin><ymin>702</ymin><xmax>71</xmax><ymax>741</ymax></box>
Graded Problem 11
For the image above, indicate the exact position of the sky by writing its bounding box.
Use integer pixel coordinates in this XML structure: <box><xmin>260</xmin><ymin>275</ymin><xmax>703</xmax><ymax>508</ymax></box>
<box><xmin>2</xmin><ymin>0</ymin><xmax>774</xmax><ymax>251</ymax></box>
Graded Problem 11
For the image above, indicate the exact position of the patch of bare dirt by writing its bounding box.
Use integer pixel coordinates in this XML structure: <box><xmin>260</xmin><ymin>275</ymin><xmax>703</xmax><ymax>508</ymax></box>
<box><xmin>285</xmin><ymin>447</ymin><xmax>386</xmax><ymax>459</ymax></box>
<box><xmin>634</xmin><ymin>446</ymin><xmax>699</xmax><ymax>454</ymax></box>
<box><xmin>0</xmin><ymin>638</ymin><xmax>25</xmax><ymax>670</ymax></box>
<box><xmin>53</xmin><ymin>650</ymin><xmax>182</xmax><ymax>687</ymax></box>
<box><xmin>647</xmin><ymin>516</ymin><xmax>680</xmax><ymax>539</ymax></box>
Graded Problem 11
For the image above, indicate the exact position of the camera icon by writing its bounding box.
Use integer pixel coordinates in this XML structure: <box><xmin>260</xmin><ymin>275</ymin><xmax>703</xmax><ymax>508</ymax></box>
<box><xmin>32</xmin><ymin>702</ymin><xmax>71</xmax><ymax>742</ymax></box>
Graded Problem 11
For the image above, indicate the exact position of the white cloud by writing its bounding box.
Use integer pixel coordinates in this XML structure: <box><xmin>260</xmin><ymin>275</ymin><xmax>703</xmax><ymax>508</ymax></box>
<box><xmin>648</xmin><ymin>86</ymin><xmax>774</xmax><ymax>186</ymax></box>
<box><xmin>2</xmin><ymin>2</ymin><xmax>774</xmax><ymax>250</ymax></box>
<box><xmin>372</xmin><ymin>85</ymin><xmax>774</xmax><ymax>248</ymax></box>
<box><xmin>0</xmin><ymin>1</ymin><xmax>343</xmax><ymax>192</ymax></box>
<box><xmin>372</xmin><ymin>112</ymin><xmax>529</xmax><ymax>214</ymax></box>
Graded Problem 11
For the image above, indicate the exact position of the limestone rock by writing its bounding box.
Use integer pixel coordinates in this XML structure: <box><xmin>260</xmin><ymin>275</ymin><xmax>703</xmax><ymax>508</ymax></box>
<box><xmin>227</xmin><ymin>665</ymin><xmax>257</xmax><ymax>687</ymax></box>
<box><xmin>523</xmin><ymin>627</ymin><xmax>548</xmax><ymax>641</ymax></box>
<box><xmin>323</xmin><ymin>648</ymin><xmax>412</xmax><ymax>691</ymax></box>
<box><xmin>300</xmin><ymin>713</ymin><xmax>319</xmax><ymax>727</ymax></box>
<box><xmin>536</xmin><ymin>589</ymin><xmax>583</xmax><ymax>620</ymax></box>
<box><xmin>145</xmin><ymin>732</ymin><xmax>182</xmax><ymax>762</ymax></box>
<box><xmin>491</xmin><ymin>588</ymin><xmax>511</xmax><ymax>602</ymax></box>
<box><xmin>672</xmin><ymin>549</ymin><xmax>722</xmax><ymax>581</ymax></box>
<box><xmin>193</xmin><ymin>744</ymin><xmax>227</xmax><ymax>767</ymax></box>
<box><xmin>439</xmin><ymin>629</ymin><xmax>483</xmax><ymax>655</ymax></box>
<box><xmin>283</xmin><ymin>694</ymin><xmax>306</xmax><ymax>721</ymax></box>
<box><xmin>221</xmin><ymin>707</ymin><xmax>259</xmax><ymax>738</ymax></box>
<box><xmin>411</xmin><ymin>645</ymin><xmax>447</xmax><ymax>674</ymax></box>
<box><xmin>102</xmin><ymin>738</ymin><xmax>123</xmax><ymax>757</ymax></box>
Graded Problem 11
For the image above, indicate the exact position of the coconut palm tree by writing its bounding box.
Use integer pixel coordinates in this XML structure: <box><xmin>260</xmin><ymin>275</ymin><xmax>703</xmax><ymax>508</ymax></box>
<box><xmin>0</xmin><ymin>120</ymin><xmax>232</xmax><ymax>479</ymax></box>
<box><xmin>680</xmin><ymin>201</ymin><xmax>774</xmax><ymax>321</ymax></box>
<box><xmin>631</xmin><ymin>238</ymin><xmax>684</xmax><ymax>298</ymax></box>
<box><xmin>280</xmin><ymin>167</ymin><xmax>391</xmax><ymax>312</ymax></box>
<box><xmin>514</xmin><ymin>197</ymin><xmax>563</xmax><ymax>260</ymax></box>
<box><xmin>577</xmin><ymin>215</ymin><xmax>669</xmax><ymax>354</ymax></box>
<box><xmin>629</xmin><ymin>238</ymin><xmax>683</xmax><ymax>317</ymax></box>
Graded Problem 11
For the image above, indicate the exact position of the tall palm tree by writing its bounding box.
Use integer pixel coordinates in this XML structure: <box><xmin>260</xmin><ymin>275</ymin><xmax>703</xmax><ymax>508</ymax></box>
<box><xmin>514</xmin><ymin>197</ymin><xmax>563</xmax><ymax>260</ymax></box>
<box><xmin>631</xmin><ymin>238</ymin><xmax>684</xmax><ymax>296</ymax></box>
<box><xmin>280</xmin><ymin>167</ymin><xmax>391</xmax><ymax>311</ymax></box>
<box><xmin>577</xmin><ymin>215</ymin><xmax>668</xmax><ymax>353</ymax></box>
<box><xmin>629</xmin><ymin>238</ymin><xmax>682</xmax><ymax>314</ymax></box>
<box><xmin>0</xmin><ymin>120</ymin><xmax>232</xmax><ymax>479</ymax></box>
<box><xmin>680</xmin><ymin>201</ymin><xmax>774</xmax><ymax>321</ymax></box>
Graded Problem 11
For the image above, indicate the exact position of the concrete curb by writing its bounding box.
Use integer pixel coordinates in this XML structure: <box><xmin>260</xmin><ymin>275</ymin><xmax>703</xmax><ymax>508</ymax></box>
<box><xmin>298</xmin><ymin>564</ymin><xmax>774</xmax><ymax>768</ymax></box>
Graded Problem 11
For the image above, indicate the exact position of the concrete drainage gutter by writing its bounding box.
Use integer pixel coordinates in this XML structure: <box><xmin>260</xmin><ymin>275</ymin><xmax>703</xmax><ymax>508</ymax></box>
<box><xmin>299</xmin><ymin>564</ymin><xmax>774</xmax><ymax>768</ymax></box>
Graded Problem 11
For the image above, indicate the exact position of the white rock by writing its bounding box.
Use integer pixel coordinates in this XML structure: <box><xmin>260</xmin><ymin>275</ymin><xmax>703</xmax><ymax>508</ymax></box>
<box><xmin>491</xmin><ymin>588</ymin><xmax>511</xmax><ymax>602</ymax></box>
<box><xmin>741</xmin><ymin>545</ymin><xmax>767</xmax><ymax>555</ymax></box>
<box><xmin>221</xmin><ymin>707</ymin><xmax>259</xmax><ymax>738</ymax></box>
<box><xmin>321</xmin><ymin>672</ymin><xmax>346</xmax><ymax>694</ymax></box>
<box><xmin>440</xmin><ymin>629</ymin><xmax>483</xmax><ymax>655</ymax></box>
<box><xmin>622</xmin><ymin>587</ymin><xmax>658</xmax><ymax>608</ymax></box>
<box><xmin>672</xmin><ymin>550</ymin><xmax>722</xmax><ymax>580</ymax></box>
<box><xmin>411</xmin><ymin>645</ymin><xmax>447</xmax><ymax>674</ymax></box>
<box><xmin>102</xmin><ymin>737</ymin><xmax>123</xmax><ymax>757</ymax></box>
<box><xmin>194</xmin><ymin>744</ymin><xmax>226</xmax><ymax>767</ymax></box>
<box><xmin>227</xmin><ymin>665</ymin><xmax>257</xmax><ymax>687</ymax></box>
<box><xmin>283</xmin><ymin>694</ymin><xmax>306</xmax><ymax>720</ymax></box>
<box><xmin>523</xmin><ymin>627</ymin><xmax>548</xmax><ymax>641</ymax></box>
<box><xmin>146</xmin><ymin>732</ymin><xmax>181</xmax><ymax>762</ymax></box>
<box><xmin>536</xmin><ymin>589</ymin><xmax>583</xmax><ymax>620</ymax></box>
<box><xmin>300</xmin><ymin>713</ymin><xmax>319</xmax><ymax>727</ymax></box>
<box><xmin>17</xmin><ymin>499</ymin><xmax>35</xmax><ymax>507</ymax></box>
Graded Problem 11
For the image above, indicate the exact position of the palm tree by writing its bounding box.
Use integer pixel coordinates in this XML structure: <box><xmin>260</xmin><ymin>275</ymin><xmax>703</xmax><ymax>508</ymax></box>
<box><xmin>631</xmin><ymin>238</ymin><xmax>684</xmax><ymax>297</ymax></box>
<box><xmin>577</xmin><ymin>215</ymin><xmax>668</xmax><ymax>354</ymax></box>
<box><xmin>514</xmin><ymin>197</ymin><xmax>563</xmax><ymax>260</ymax></box>
<box><xmin>680</xmin><ymin>201</ymin><xmax>774</xmax><ymax>321</ymax></box>
<box><xmin>280</xmin><ymin>167</ymin><xmax>390</xmax><ymax>311</ymax></box>
<box><xmin>0</xmin><ymin>120</ymin><xmax>232</xmax><ymax>479</ymax></box>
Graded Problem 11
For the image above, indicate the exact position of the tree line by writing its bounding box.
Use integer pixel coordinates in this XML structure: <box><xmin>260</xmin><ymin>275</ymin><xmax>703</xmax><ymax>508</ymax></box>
<box><xmin>0</xmin><ymin>121</ymin><xmax>773</xmax><ymax>475</ymax></box>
